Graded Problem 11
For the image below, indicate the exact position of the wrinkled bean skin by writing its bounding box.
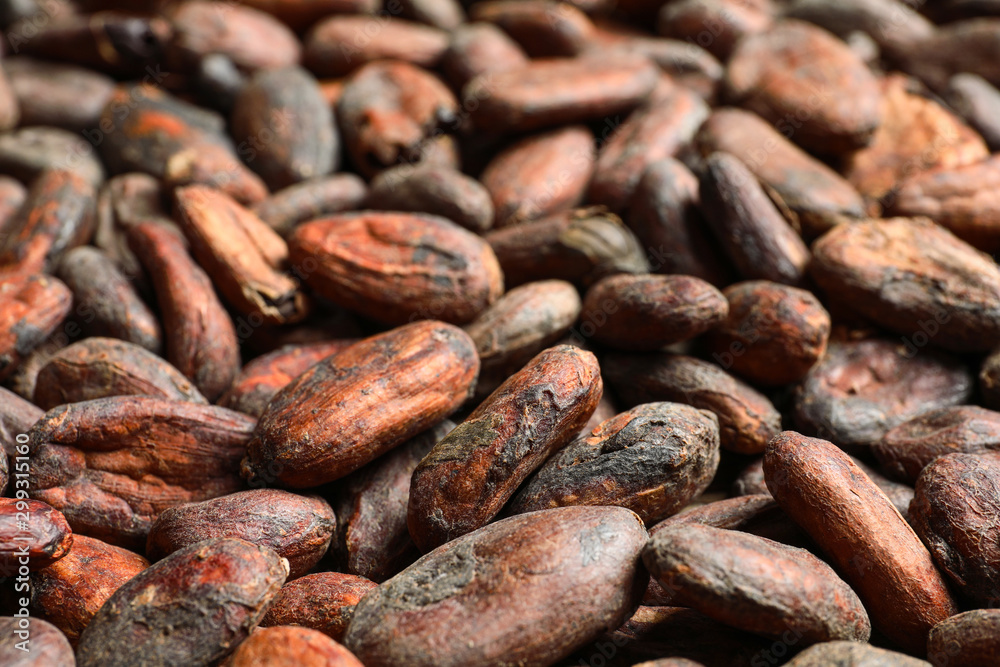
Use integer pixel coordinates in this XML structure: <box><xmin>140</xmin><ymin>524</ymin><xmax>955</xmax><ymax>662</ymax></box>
<box><xmin>408</xmin><ymin>345</ymin><xmax>602</xmax><ymax>550</ymax></box>
<box><xmin>509</xmin><ymin>402</ymin><xmax>720</xmax><ymax>525</ymax></box>
<box><xmin>346</xmin><ymin>506</ymin><xmax>648</xmax><ymax>667</ymax></box>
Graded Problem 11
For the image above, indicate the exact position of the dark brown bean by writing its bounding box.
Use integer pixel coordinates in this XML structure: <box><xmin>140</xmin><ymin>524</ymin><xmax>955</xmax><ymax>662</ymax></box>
<box><xmin>580</xmin><ymin>274</ymin><xmax>728</xmax><ymax>351</ymax></box>
<box><xmin>794</xmin><ymin>338</ymin><xmax>973</xmax><ymax>448</ymax></box>
<box><xmin>509</xmin><ymin>402</ymin><xmax>720</xmax><ymax>524</ymax></box>
<box><xmin>604</xmin><ymin>352</ymin><xmax>782</xmax><ymax>455</ymax></box>
<box><xmin>699</xmin><ymin>152</ymin><xmax>810</xmax><ymax>286</ymax></box>
<box><xmin>55</xmin><ymin>246</ymin><xmax>161</xmax><ymax>352</ymax></box>
<box><xmin>367</xmin><ymin>164</ymin><xmax>494</xmax><ymax>233</ymax></box>
<box><xmin>28</xmin><ymin>397</ymin><xmax>256</xmax><ymax>550</ymax></box>
<box><xmin>487</xmin><ymin>207</ymin><xmax>650</xmax><ymax>288</ymax></box>
<box><xmin>946</xmin><ymin>73</ymin><xmax>1000</xmax><ymax>151</ymax></box>
<box><xmin>786</xmin><ymin>640</ymin><xmax>931</xmax><ymax>666</ymax></box>
<box><xmin>441</xmin><ymin>21</ymin><xmax>529</xmax><ymax>89</ymax></box>
<box><xmin>696</xmin><ymin>107</ymin><xmax>867</xmax><ymax>238</ymax></box>
<box><xmin>33</xmin><ymin>338</ymin><xmax>206</xmax><ymax>409</ymax></box>
<box><xmin>329</xmin><ymin>421</ymin><xmax>454</xmax><ymax>581</ymax></box>
<box><xmin>627</xmin><ymin>158</ymin><xmax>730</xmax><ymax>286</ymax></box>
<box><xmin>909</xmin><ymin>453</ymin><xmax>1000</xmax><ymax>607</ymax></box>
<box><xmin>252</xmin><ymin>175</ymin><xmax>368</xmax><ymax>236</ymax></box>
<box><xmin>927</xmin><ymin>609</ymin><xmax>1000</xmax><ymax>667</ymax></box>
<box><xmin>345</xmin><ymin>506</ymin><xmax>648</xmax><ymax>667</ymax></box>
<box><xmin>643</xmin><ymin>523</ymin><xmax>870</xmax><ymax>644</ymax></box>
<box><xmin>5</xmin><ymin>58</ymin><xmax>114</xmax><ymax>131</ymax></box>
<box><xmin>705</xmin><ymin>280</ymin><xmax>830</xmax><ymax>386</ymax></box>
<box><xmin>75</xmin><ymin>538</ymin><xmax>288</xmax><ymax>667</ymax></box>
<box><xmin>470</xmin><ymin>0</ymin><xmax>594</xmax><ymax>57</ymax></box>
<box><xmin>408</xmin><ymin>344</ymin><xmax>602</xmax><ymax>550</ymax></box>
<box><xmin>231</xmin><ymin>65</ymin><xmax>338</xmax><ymax>191</ymax></box>
<box><xmin>464</xmin><ymin>280</ymin><xmax>581</xmax><ymax>399</ymax></box>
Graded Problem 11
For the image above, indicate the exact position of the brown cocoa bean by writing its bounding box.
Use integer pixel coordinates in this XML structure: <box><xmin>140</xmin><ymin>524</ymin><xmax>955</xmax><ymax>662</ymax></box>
<box><xmin>173</xmin><ymin>185</ymin><xmax>308</xmax><ymax>325</ymax></box>
<box><xmin>643</xmin><ymin>523</ymin><xmax>871</xmax><ymax>644</ymax></box>
<box><xmin>260</xmin><ymin>572</ymin><xmax>378</xmax><ymax>641</ymax></box>
<box><xmin>329</xmin><ymin>421</ymin><xmax>454</xmax><ymax>581</ymax></box>
<box><xmin>588</xmin><ymin>85</ymin><xmax>709</xmax><ymax>213</ymax></box>
<box><xmin>0</xmin><ymin>617</ymin><xmax>74</xmax><ymax>666</ymax></box>
<box><xmin>98</xmin><ymin>85</ymin><xmax>267</xmax><ymax>205</ymax></box>
<box><xmin>0</xmin><ymin>127</ymin><xmax>105</xmax><ymax>189</ymax></box>
<box><xmin>811</xmin><ymin>218</ymin><xmax>1000</xmax><ymax>352</ymax></box>
<box><xmin>786</xmin><ymin>640</ymin><xmax>931</xmax><ymax>666</ymax></box>
<box><xmin>698</xmin><ymin>152</ymin><xmax>810</xmax><ymax>286</ymax></box>
<box><xmin>75</xmin><ymin>538</ymin><xmax>288</xmax><ymax>667</ymax></box>
<box><xmin>128</xmin><ymin>221</ymin><xmax>241</xmax><ymax>401</ymax></box>
<box><xmin>289</xmin><ymin>211</ymin><xmax>503</xmax><ymax>325</ymax></box>
<box><xmin>696</xmin><ymin>108</ymin><xmax>867</xmax><ymax>238</ymax></box>
<box><xmin>232</xmin><ymin>0</ymin><xmax>380</xmax><ymax>31</ymax></box>
<box><xmin>166</xmin><ymin>0</ymin><xmax>301</xmax><ymax>72</ymax></box>
<box><xmin>305</xmin><ymin>16</ymin><xmax>449</xmax><ymax>77</ymax></box>
<box><xmin>509</xmin><ymin>402</ymin><xmax>720</xmax><ymax>524</ymax></box>
<box><xmin>794</xmin><ymin>339</ymin><xmax>973</xmax><ymax>448</ymax></box>
<box><xmin>466</xmin><ymin>53</ymin><xmax>658</xmax><ymax>134</ymax></box>
<box><xmin>55</xmin><ymin>247</ymin><xmax>162</xmax><ymax>352</ymax></box>
<box><xmin>220</xmin><ymin>340</ymin><xmax>355</xmax><ymax>418</ymax></box>
<box><xmin>927</xmin><ymin>609</ymin><xmax>1000</xmax><ymax>667</ymax></box>
<box><xmin>487</xmin><ymin>207</ymin><xmax>650</xmax><ymax>288</ymax></box>
<box><xmin>481</xmin><ymin>125</ymin><xmax>595</xmax><ymax>228</ymax></box>
<box><xmin>0</xmin><ymin>169</ymin><xmax>96</xmax><ymax>275</ymax></box>
<box><xmin>725</xmin><ymin>20</ymin><xmax>881</xmax><ymax>153</ymax></box>
<box><xmin>147</xmin><ymin>489</ymin><xmax>334</xmax><ymax>579</ymax></box>
<box><xmin>28</xmin><ymin>396</ymin><xmax>256</xmax><ymax>549</ymax></box>
<box><xmin>704</xmin><ymin>280</ymin><xmax>830</xmax><ymax>386</ymax></box>
<box><xmin>243</xmin><ymin>321</ymin><xmax>479</xmax><ymax>488</ymax></box>
<box><xmin>470</xmin><ymin>0</ymin><xmax>594</xmax><ymax>57</ymax></box>
<box><xmin>0</xmin><ymin>498</ymin><xmax>72</xmax><ymax>571</ymax></box>
<box><xmin>30</xmin><ymin>534</ymin><xmax>148</xmax><ymax>645</ymax></box>
<box><xmin>909</xmin><ymin>452</ymin><xmax>1000</xmax><ymax>607</ymax></box>
<box><xmin>604</xmin><ymin>352</ymin><xmax>781</xmax><ymax>455</ymax></box>
<box><xmin>231</xmin><ymin>65</ymin><xmax>338</xmax><ymax>191</ymax></box>
<box><xmin>5</xmin><ymin>58</ymin><xmax>114</xmax><ymax>132</ymax></box>
<box><xmin>658</xmin><ymin>0</ymin><xmax>773</xmax><ymax>60</ymax></box>
<box><xmin>874</xmin><ymin>406</ymin><xmax>1000</xmax><ymax>483</ymax></box>
<box><xmin>345</xmin><ymin>506</ymin><xmax>648</xmax><ymax>667</ymax></box>
<box><xmin>33</xmin><ymin>337</ymin><xmax>206</xmax><ymax>409</ymax></box>
<box><xmin>946</xmin><ymin>73</ymin><xmax>1000</xmax><ymax>151</ymax></box>
<box><xmin>367</xmin><ymin>164</ymin><xmax>494</xmax><ymax>233</ymax></box>
<box><xmin>464</xmin><ymin>279</ymin><xmax>581</xmax><ymax>399</ymax></box>
<box><xmin>844</xmin><ymin>74</ymin><xmax>989</xmax><ymax>204</ymax></box>
<box><xmin>890</xmin><ymin>155</ymin><xmax>1000</xmax><ymax>253</ymax></box>
<box><xmin>895</xmin><ymin>19</ymin><xmax>1000</xmax><ymax>92</ymax></box>
<box><xmin>626</xmin><ymin>158</ymin><xmax>730</xmax><ymax>286</ymax></box>
<box><xmin>0</xmin><ymin>274</ymin><xmax>72</xmax><ymax>382</ymax></box>
<box><xmin>441</xmin><ymin>22</ymin><xmax>529</xmax><ymax>89</ymax></box>
<box><xmin>0</xmin><ymin>386</ymin><xmax>42</xmax><ymax>456</ymax></box>
<box><xmin>408</xmin><ymin>344</ymin><xmax>602</xmax><ymax>550</ymax></box>
<box><xmin>764</xmin><ymin>431</ymin><xmax>958</xmax><ymax>655</ymax></box>
<box><xmin>225</xmin><ymin>626</ymin><xmax>364</xmax><ymax>667</ymax></box>
<box><xmin>580</xmin><ymin>274</ymin><xmax>728</xmax><ymax>351</ymax></box>
<box><xmin>252</xmin><ymin>174</ymin><xmax>367</xmax><ymax>237</ymax></box>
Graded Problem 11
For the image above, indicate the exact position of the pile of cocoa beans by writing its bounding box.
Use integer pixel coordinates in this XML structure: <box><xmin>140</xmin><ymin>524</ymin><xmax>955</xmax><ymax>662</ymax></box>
<box><xmin>2</xmin><ymin>0</ymin><xmax>1000</xmax><ymax>665</ymax></box>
